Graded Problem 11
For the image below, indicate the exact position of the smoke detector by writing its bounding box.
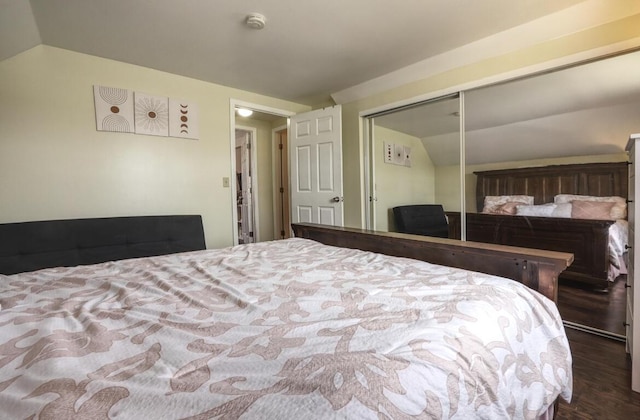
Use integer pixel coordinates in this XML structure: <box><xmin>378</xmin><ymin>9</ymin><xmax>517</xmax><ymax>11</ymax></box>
<box><xmin>245</xmin><ymin>13</ymin><xmax>266</xmax><ymax>30</ymax></box>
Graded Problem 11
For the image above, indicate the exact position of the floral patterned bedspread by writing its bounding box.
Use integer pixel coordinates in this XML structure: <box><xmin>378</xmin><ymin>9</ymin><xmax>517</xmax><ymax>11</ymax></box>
<box><xmin>0</xmin><ymin>238</ymin><xmax>572</xmax><ymax>419</ymax></box>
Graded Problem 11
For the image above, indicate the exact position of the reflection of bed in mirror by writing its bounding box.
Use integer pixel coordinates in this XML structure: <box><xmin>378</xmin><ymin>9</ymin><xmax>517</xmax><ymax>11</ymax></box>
<box><xmin>447</xmin><ymin>161</ymin><xmax>628</xmax><ymax>290</ymax></box>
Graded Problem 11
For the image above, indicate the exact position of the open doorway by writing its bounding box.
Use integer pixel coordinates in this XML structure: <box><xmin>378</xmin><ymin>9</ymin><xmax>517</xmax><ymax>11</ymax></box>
<box><xmin>235</xmin><ymin>127</ymin><xmax>256</xmax><ymax>244</ymax></box>
<box><xmin>231</xmin><ymin>102</ymin><xmax>295</xmax><ymax>244</ymax></box>
<box><xmin>230</xmin><ymin>102</ymin><xmax>343</xmax><ymax>243</ymax></box>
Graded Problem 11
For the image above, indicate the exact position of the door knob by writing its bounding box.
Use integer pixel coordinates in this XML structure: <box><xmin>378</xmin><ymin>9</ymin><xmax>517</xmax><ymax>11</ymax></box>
<box><xmin>331</xmin><ymin>196</ymin><xmax>343</xmax><ymax>203</ymax></box>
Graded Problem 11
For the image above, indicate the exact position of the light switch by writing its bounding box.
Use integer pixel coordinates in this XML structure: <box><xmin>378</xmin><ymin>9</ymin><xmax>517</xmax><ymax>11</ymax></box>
<box><xmin>222</xmin><ymin>177</ymin><xmax>230</xmax><ymax>187</ymax></box>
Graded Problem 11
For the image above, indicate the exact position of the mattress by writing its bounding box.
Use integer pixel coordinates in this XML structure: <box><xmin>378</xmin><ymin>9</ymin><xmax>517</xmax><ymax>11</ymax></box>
<box><xmin>0</xmin><ymin>238</ymin><xmax>572</xmax><ymax>419</ymax></box>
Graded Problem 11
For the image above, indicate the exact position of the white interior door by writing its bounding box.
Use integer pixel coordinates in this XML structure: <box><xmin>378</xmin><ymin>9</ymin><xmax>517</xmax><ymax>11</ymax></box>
<box><xmin>290</xmin><ymin>105</ymin><xmax>343</xmax><ymax>226</ymax></box>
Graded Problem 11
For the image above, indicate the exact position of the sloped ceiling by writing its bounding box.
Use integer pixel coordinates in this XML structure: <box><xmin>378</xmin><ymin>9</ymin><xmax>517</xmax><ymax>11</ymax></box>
<box><xmin>2</xmin><ymin>0</ymin><xmax>584</xmax><ymax>104</ymax></box>
<box><xmin>373</xmin><ymin>50</ymin><xmax>640</xmax><ymax>165</ymax></box>
<box><xmin>1</xmin><ymin>0</ymin><xmax>639</xmax><ymax>165</ymax></box>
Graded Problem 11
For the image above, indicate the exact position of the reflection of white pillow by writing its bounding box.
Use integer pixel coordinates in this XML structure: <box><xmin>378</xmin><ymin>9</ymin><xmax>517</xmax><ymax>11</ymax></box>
<box><xmin>483</xmin><ymin>195</ymin><xmax>534</xmax><ymax>214</ymax></box>
<box><xmin>551</xmin><ymin>203</ymin><xmax>572</xmax><ymax>218</ymax></box>
<box><xmin>514</xmin><ymin>203</ymin><xmax>571</xmax><ymax>218</ymax></box>
<box><xmin>554</xmin><ymin>194</ymin><xmax>626</xmax><ymax>219</ymax></box>
<box><xmin>516</xmin><ymin>203</ymin><xmax>556</xmax><ymax>217</ymax></box>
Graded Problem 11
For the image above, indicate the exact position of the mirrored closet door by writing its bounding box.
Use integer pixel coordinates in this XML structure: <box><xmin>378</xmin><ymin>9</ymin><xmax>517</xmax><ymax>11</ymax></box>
<box><xmin>365</xmin><ymin>50</ymin><xmax>640</xmax><ymax>337</ymax></box>
<box><xmin>366</xmin><ymin>94</ymin><xmax>462</xmax><ymax>234</ymax></box>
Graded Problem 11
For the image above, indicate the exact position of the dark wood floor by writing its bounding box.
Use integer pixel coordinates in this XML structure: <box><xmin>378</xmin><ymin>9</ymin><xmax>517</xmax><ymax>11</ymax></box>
<box><xmin>557</xmin><ymin>276</ymin><xmax>627</xmax><ymax>336</ymax></box>
<box><xmin>557</xmin><ymin>328</ymin><xmax>640</xmax><ymax>419</ymax></box>
<box><xmin>554</xmin><ymin>276</ymin><xmax>640</xmax><ymax>418</ymax></box>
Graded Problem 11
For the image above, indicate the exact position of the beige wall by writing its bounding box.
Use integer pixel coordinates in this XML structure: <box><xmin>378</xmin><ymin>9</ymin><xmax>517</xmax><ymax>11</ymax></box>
<box><xmin>0</xmin><ymin>46</ymin><xmax>309</xmax><ymax>248</ymax></box>
<box><xmin>341</xmin><ymin>13</ymin><xmax>640</xmax><ymax>228</ymax></box>
<box><xmin>341</xmin><ymin>104</ymin><xmax>365</xmax><ymax>227</ymax></box>
<box><xmin>434</xmin><ymin>165</ymin><xmax>462</xmax><ymax>212</ymax></box>
<box><xmin>373</xmin><ymin>127</ymin><xmax>435</xmax><ymax>231</ymax></box>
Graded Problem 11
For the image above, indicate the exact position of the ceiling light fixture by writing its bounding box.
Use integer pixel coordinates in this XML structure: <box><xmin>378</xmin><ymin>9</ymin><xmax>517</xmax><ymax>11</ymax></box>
<box><xmin>245</xmin><ymin>13</ymin><xmax>266</xmax><ymax>30</ymax></box>
<box><xmin>237</xmin><ymin>108</ymin><xmax>253</xmax><ymax>117</ymax></box>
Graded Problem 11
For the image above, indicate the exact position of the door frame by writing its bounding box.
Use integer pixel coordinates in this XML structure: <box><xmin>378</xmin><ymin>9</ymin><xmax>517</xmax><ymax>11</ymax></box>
<box><xmin>272</xmin><ymin>124</ymin><xmax>290</xmax><ymax>239</ymax></box>
<box><xmin>229</xmin><ymin>100</ymin><xmax>295</xmax><ymax>244</ymax></box>
<box><xmin>235</xmin><ymin>125</ymin><xmax>257</xmax><ymax>243</ymax></box>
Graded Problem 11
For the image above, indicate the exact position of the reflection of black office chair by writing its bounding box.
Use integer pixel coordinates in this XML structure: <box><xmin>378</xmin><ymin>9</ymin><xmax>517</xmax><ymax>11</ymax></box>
<box><xmin>392</xmin><ymin>205</ymin><xmax>449</xmax><ymax>238</ymax></box>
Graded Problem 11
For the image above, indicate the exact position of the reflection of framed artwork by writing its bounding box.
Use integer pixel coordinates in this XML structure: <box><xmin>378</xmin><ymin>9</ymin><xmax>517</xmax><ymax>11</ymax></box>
<box><xmin>383</xmin><ymin>141</ymin><xmax>412</xmax><ymax>167</ymax></box>
<box><xmin>93</xmin><ymin>85</ymin><xmax>199</xmax><ymax>140</ymax></box>
<box><xmin>403</xmin><ymin>146</ymin><xmax>411</xmax><ymax>167</ymax></box>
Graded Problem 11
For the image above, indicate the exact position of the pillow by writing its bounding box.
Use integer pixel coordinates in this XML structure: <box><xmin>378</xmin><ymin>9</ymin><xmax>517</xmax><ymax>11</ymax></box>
<box><xmin>483</xmin><ymin>195</ymin><xmax>534</xmax><ymax>214</ymax></box>
<box><xmin>516</xmin><ymin>203</ymin><xmax>573</xmax><ymax>218</ymax></box>
<box><xmin>493</xmin><ymin>202</ymin><xmax>522</xmax><ymax>215</ymax></box>
<box><xmin>516</xmin><ymin>203</ymin><xmax>556</xmax><ymax>217</ymax></box>
<box><xmin>570</xmin><ymin>200</ymin><xmax>616</xmax><ymax>220</ymax></box>
<box><xmin>554</xmin><ymin>194</ymin><xmax>626</xmax><ymax>219</ymax></box>
<box><xmin>551</xmin><ymin>203</ymin><xmax>572</xmax><ymax>218</ymax></box>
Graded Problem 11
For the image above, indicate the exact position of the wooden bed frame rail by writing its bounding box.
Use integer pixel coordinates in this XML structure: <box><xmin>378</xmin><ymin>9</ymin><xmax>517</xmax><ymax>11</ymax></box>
<box><xmin>292</xmin><ymin>223</ymin><xmax>573</xmax><ymax>303</ymax></box>
<box><xmin>470</xmin><ymin>161</ymin><xmax>628</xmax><ymax>289</ymax></box>
<box><xmin>446</xmin><ymin>212</ymin><xmax>613</xmax><ymax>288</ymax></box>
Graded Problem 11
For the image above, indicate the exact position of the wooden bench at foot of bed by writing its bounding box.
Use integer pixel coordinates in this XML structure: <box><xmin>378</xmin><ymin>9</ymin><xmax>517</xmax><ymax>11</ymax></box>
<box><xmin>292</xmin><ymin>223</ymin><xmax>573</xmax><ymax>303</ymax></box>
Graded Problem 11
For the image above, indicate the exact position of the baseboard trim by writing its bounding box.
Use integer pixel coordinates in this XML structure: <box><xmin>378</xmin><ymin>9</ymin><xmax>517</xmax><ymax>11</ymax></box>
<box><xmin>563</xmin><ymin>320</ymin><xmax>626</xmax><ymax>342</ymax></box>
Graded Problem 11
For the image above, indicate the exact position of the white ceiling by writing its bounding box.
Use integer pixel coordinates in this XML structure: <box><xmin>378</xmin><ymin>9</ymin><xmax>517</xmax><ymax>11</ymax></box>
<box><xmin>1</xmin><ymin>0</ymin><xmax>639</xmax><ymax>165</ymax></box>
<box><xmin>2</xmin><ymin>0</ymin><xmax>585</xmax><ymax>105</ymax></box>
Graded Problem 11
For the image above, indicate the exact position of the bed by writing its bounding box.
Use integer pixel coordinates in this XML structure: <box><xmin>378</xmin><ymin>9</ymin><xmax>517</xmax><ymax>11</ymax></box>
<box><xmin>447</xmin><ymin>161</ymin><xmax>629</xmax><ymax>290</ymax></box>
<box><xmin>0</xmin><ymin>216</ymin><xmax>573</xmax><ymax>419</ymax></box>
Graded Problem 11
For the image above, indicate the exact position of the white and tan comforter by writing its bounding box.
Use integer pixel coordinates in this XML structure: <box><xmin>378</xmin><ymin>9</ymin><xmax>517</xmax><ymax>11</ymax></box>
<box><xmin>0</xmin><ymin>238</ymin><xmax>572</xmax><ymax>419</ymax></box>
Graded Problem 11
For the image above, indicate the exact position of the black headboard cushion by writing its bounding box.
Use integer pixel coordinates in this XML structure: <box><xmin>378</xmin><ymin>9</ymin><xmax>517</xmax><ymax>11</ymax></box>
<box><xmin>0</xmin><ymin>215</ymin><xmax>206</xmax><ymax>275</ymax></box>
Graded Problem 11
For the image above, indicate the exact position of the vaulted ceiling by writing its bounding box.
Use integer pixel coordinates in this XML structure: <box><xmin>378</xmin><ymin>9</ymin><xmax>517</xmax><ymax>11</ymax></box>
<box><xmin>375</xmin><ymin>51</ymin><xmax>640</xmax><ymax>165</ymax></box>
<box><xmin>2</xmin><ymin>0</ymin><xmax>639</xmax><ymax>165</ymax></box>
<box><xmin>2</xmin><ymin>0</ymin><xmax>586</xmax><ymax>105</ymax></box>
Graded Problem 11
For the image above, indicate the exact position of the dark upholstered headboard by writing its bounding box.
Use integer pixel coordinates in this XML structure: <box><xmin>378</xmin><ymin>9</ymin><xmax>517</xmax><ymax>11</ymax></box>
<box><xmin>0</xmin><ymin>215</ymin><xmax>206</xmax><ymax>275</ymax></box>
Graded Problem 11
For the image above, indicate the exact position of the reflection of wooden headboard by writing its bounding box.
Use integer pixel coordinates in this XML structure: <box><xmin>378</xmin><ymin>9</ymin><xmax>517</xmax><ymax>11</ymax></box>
<box><xmin>474</xmin><ymin>162</ymin><xmax>629</xmax><ymax>211</ymax></box>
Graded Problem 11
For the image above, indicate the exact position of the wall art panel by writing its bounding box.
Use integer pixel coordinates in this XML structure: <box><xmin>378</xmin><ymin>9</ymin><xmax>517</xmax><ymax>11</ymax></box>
<box><xmin>134</xmin><ymin>92</ymin><xmax>169</xmax><ymax>136</ymax></box>
<box><xmin>93</xmin><ymin>85</ymin><xmax>134</xmax><ymax>133</ymax></box>
<box><xmin>169</xmin><ymin>99</ymin><xmax>199</xmax><ymax>139</ymax></box>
